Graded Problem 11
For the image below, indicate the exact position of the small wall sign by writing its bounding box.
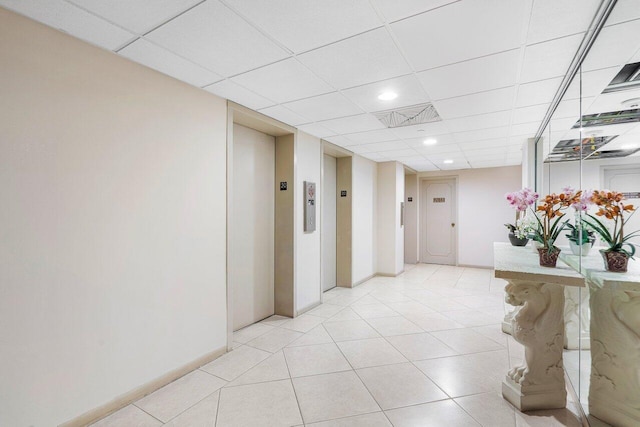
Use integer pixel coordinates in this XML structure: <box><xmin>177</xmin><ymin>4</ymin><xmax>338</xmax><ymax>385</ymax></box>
<box><xmin>340</xmin><ymin>190</ymin><xmax>347</xmax><ymax>197</ymax></box>
<box><xmin>280</xmin><ymin>182</ymin><xmax>287</xmax><ymax>191</ymax></box>
<box><xmin>433</xmin><ymin>197</ymin><xmax>445</xmax><ymax>203</ymax></box>
<box><xmin>622</xmin><ymin>192</ymin><xmax>640</xmax><ymax>198</ymax></box>
<box><xmin>408</xmin><ymin>197</ymin><xmax>413</xmax><ymax>202</ymax></box>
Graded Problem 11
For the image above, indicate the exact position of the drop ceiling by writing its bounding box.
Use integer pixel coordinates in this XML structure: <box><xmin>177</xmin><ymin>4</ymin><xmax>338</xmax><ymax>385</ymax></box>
<box><xmin>2</xmin><ymin>0</ymin><xmax>639</xmax><ymax>171</ymax></box>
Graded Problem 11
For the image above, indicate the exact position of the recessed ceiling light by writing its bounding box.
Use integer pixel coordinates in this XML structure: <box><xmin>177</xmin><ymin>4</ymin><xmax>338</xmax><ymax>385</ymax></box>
<box><xmin>423</xmin><ymin>138</ymin><xmax>437</xmax><ymax>146</ymax></box>
<box><xmin>443</xmin><ymin>159</ymin><xmax>453</xmax><ymax>164</ymax></box>
<box><xmin>378</xmin><ymin>91</ymin><xmax>398</xmax><ymax>101</ymax></box>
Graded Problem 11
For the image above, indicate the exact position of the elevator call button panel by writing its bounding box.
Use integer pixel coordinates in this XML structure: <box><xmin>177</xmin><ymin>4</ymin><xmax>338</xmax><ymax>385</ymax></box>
<box><xmin>304</xmin><ymin>181</ymin><xmax>316</xmax><ymax>232</ymax></box>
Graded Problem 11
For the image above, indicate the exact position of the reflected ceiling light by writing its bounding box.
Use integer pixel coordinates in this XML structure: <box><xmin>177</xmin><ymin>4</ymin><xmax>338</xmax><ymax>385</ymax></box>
<box><xmin>423</xmin><ymin>138</ymin><xmax>437</xmax><ymax>146</ymax></box>
<box><xmin>622</xmin><ymin>143</ymin><xmax>639</xmax><ymax>149</ymax></box>
<box><xmin>378</xmin><ymin>91</ymin><xmax>398</xmax><ymax>101</ymax></box>
<box><xmin>443</xmin><ymin>159</ymin><xmax>454</xmax><ymax>164</ymax></box>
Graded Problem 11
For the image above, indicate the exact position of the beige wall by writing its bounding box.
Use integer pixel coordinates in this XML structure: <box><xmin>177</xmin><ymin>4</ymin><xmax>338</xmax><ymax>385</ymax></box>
<box><xmin>0</xmin><ymin>9</ymin><xmax>228</xmax><ymax>426</ymax></box>
<box><xmin>418</xmin><ymin>166</ymin><xmax>522</xmax><ymax>267</ymax></box>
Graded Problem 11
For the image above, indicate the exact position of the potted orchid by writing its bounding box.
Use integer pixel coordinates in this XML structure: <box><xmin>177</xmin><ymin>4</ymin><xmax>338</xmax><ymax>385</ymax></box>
<box><xmin>504</xmin><ymin>188</ymin><xmax>539</xmax><ymax>246</ymax></box>
<box><xmin>583</xmin><ymin>190</ymin><xmax>638</xmax><ymax>272</ymax></box>
<box><xmin>531</xmin><ymin>187</ymin><xmax>582</xmax><ymax>267</ymax></box>
<box><xmin>565</xmin><ymin>190</ymin><xmax>596</xmax><ymax>256</ymax></box>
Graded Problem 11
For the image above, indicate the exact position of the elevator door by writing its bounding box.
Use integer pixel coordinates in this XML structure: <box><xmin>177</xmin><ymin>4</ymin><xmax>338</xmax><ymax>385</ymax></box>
<box><xmin>322</xmin><ymin>154</ymin><xmax>337</xmax><ymax>292</ymax></box>
<box><xmin>231</xmin><ymin>124</ymin><xmax>275</xmax><ymax>331</ymax></box>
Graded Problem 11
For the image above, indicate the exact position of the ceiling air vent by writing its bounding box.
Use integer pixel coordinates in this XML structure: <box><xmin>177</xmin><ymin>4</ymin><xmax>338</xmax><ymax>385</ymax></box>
<box><xmin>572</xmin><ymin>109</ymin><xmax>640</xmax><ymax>128</ymax></box>
<box><xmin>603</xmin><ymin>62</ymin><xmax>640</xmax><ymax>93</ymax></box>
<box><xmin>373</xmin><ymin>103</ymin><xmax>441</xmax><ymax>128</ymax></box>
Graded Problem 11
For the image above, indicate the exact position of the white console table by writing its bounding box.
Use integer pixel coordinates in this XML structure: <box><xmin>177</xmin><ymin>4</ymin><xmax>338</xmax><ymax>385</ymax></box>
<box><xmin>560</xmin><ymin>250</ymin><xmax>640</xmax><ymax>427</ymax></box>
<box><xmin>494</xmin><ymin>242</ymin><xmax>584</xmax><ymax>411</ymax></box>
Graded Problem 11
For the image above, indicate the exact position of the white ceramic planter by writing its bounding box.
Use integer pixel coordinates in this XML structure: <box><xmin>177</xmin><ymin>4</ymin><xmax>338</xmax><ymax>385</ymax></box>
<box><xmin>569</xmin><ymin>240</ymin><xmax>593</xmax><ymax>257</ymax></box>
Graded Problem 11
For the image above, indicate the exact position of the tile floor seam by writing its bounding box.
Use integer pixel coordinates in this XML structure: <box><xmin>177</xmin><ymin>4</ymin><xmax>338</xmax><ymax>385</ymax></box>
<box><xmin>281</xmin><ymin>344</ymin><xmax>306</xmax><ymax>425</ymax></box>
<box><xmin>131</xmin><ymin>403</ymin><xmax>164</xmax><ymax>424</ymax></box>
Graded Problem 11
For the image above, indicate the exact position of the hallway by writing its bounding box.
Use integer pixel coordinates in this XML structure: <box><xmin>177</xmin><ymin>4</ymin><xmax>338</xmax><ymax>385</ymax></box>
<box><xmin>92</xmin><ymin>264</ymin><xmax>583</xmax><ymax>426</ymax></box>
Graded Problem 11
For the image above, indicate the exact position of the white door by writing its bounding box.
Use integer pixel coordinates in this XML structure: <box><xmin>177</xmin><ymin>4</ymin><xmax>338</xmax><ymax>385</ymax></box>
<box><xmin>231</xmin><ymin>124</ymin><xmax>275</xmax><ymax>331</ymax></box>
<box><xmin>322</xmin><ymin>154</ymin><xmax>337</xmax><ymax>292</ymax></box>
<box><xmin>604</xmin><ymin>167</ymin><xmax>640</xmax><ymax>248</ymax></box>
<box><xmin>421</xmin><ymin>179</ymin><xmax>456</xmax><ymax>265</ymax></box>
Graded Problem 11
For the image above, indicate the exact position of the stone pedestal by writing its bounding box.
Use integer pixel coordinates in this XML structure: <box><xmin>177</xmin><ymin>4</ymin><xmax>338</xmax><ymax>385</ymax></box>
<box><xmin>503</xmin><ymin>279</ymin><xmax>567</xmax><ymax>411</ymax></box>
<box><xmin>588</xmin><ymin>280</ymin><xmax>640</xmax><ymax>427</ymax></box>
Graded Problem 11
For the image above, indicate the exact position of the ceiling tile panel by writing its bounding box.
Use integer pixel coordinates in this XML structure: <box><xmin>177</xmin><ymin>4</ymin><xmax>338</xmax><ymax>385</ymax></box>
<box><xmin>444</xmin><ymin>111</ymin><xmax>512</xmax><ymax>133</ymax></box>
<box><xmin>582</xmin><ymin>19</ymin><xmax>640</xmax><ymax>71</ymax></box>
<box><xmin>323</xmin><ymin>135</ymin><xmax>357</xmax><ymax>147</ymax></box>
<box><xmin>297</xmin><ymin>28</ymin><xmax>412</xmax><ymax>89</ymax></box>
<box><xmin>433</xmin><ymin>87</ymin><xmax>515</xmax><ymax>119</ymax></box>
<box><xmin>359</xmin><ymin>140</ymin><xmax>411</xmax><ymax>152</ymax></box>
<box><xmin>515</xmin><ymin>77</ymin><xmax>562</xmax><ymax>107</ymax></box>
<box><xmin>372</xmin><ymin>0</ymin><xmax>457</xmax><ymax>23</ymax></box>
<box><xmin>526</xmin><ymin>0</ymin><xmax>601</xmax><ymax>45</ymax></box>
<box><xmin>453</xmin><ymin>126</ymin><xmax>509</xmax><ymax>143</ymax></box>
<box><xmin>204</xmin><ymin>80</ymin><xmax>274</xmax><ymax>110</ymax></box>
<box><xmin>458</xmin><ymin>138</ymin><xmax>510</xmax><ymax>151</ymax></box>
<box><xmin>605</xmin><ymin>0</ymin><xmax>640</xmax><ymax>26</ymax></box>
<box><xmin>414</xmin><ymin>143</ymin><xmax>463</xmax><ymax>156</ymax></box>
<box><xmin>282</xmin><ymin>92</ymin><xmax>363</xmax><ymax>122</ymax></box>
<box><xmin>232</xmin><ymin>58</ymin><xmax>333</xmax><ymax>104</ymax></box>
<box><xmin>341</xmin><ymin>74</ymin><xmax>430</xmax><ymax>112</ymax></box>
<box><xmin>119</xmin><ymin>39</ymin><xmax>222</xmax><ymax>87</ymax></box>
<box><xmin>319</xmin><ymin>114</ymin><xmax>386</xmax><ymax>134</ymax></box>
<box><xmin>512</xmin><ymin>104</ymin><xmax>549</xmax><ymax>124</ymax></box>
<box><xmin>145</xmin><ymin>0</ymin><xmax>288</xmax><ymax>76</ymax></box>
<box><xmin>382</xmin><ymin>149</ymin><xmax>421</xmax><ymax>160</ymax></box>
<box><xmin>391</xmin><ymin>122</ymin><xmax>449</xmax><ymax>139</ymax></box>
<box><xmin>0</xmin><ymin>0</ymin><xmax>135</xmax><ymax>50</ymax></box>
<box><xmin>520</xmin><ymin>34</ymin><xmax>583</xmax><ymax>83</ymax></box>
<box><xmin>510</xmin><ymin>122</ymin><xmax>540</xmax><ymax>137</ymax></box>
<box><xmin>257</xmin><ymin>105</ymin><xmax>310</xmax><ymax>126</ymax></box>
<box><xmin>342</xmin><ymin>128</ymin><xmax>399</xmax><ymax>144</ymax></box>
<box><xmin>417</xmin><ymin>49</ymin><xmax>520</xmax><ymax>100</ymax></box>
<box><xmin>564</xmin><ymin>67</ymin><xmax>620</xmax><ymax>100</ymax></box>
<box><xmin>68</xmin><ymin>0</ymin><xmax>201</xmax><ymax>34</ymax></box>
<box><xmin>223</xmin><ymin>0</ymin><xmax>382</xmax><ymax>53</ymax></box>
<box><xmin>297</xmin><ymin>123</ymin><xmax>337</xmax><ymax>138</ymax></box>
<box><xmin>404</xmin><ymin>133</ymin><xmax>457</xmax><ymax>148</ymax></box>
<box><xmin>389</xmin><ymin>0</ymin><xmax>525</xmax><ymax>70</ymax></box>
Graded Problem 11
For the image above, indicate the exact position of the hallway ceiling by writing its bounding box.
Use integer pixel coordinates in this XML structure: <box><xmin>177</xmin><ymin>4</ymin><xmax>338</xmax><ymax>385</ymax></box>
<box><xmin>2</xmin><ymin>0</ymin><xmax>640</xmax><ymax>171</ymax></box>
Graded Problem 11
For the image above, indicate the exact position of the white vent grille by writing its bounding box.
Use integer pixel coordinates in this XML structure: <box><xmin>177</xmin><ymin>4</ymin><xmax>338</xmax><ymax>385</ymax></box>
<box><xmin>373</xmin><ymin>103</ymin><xmax>441</xmax><ymax>128</ymax></box>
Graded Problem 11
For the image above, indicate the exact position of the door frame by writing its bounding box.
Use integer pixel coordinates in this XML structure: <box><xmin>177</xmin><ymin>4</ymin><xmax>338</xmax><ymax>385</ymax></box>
<box><xmin>419</xmin><ymin>176</ymin><xmax>459</xmax><ymax>265</ymax></box>
<box><xmin>226</xmin><ymin>102</ymin><xmax>297</xmax><ymax>350</ymax></box>
<box><xmin>320</xmin><ymin>141</ymin><xmax>353</xmax><ymax>299</ymax></box>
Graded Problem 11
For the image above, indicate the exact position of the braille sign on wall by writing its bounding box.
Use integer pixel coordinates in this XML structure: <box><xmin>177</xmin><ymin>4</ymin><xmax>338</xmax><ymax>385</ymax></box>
<box><xmin>280</xmin><ymin>182</ymin><xmax>287</xmax><ymax>191</ymax></box>
<box><xmin>408</xmin><ymin>197</ymin><xmax>413</xmax><ymax>202</ymax></box>
<box><xmin>433</xmin><ymin>197</ymin><xmax>445</xmax><ymax>203</ymax></box>
<box><xmin>340</xmin><ymin>190</ymin><xmax>347</xmax><ymax>197</ymax></box>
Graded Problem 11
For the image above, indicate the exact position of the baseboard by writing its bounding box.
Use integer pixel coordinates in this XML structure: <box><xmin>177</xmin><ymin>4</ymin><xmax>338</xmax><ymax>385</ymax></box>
<box><xmin>457</xmin><ymin>264</ymin><xmax>492</xmax><ymax>269</ymax></box>
<box><xmin>353</xmin><ymin>274</ymin><xmax>377</xmax><ymax>287</ymax></box>
<box><xmin>297</xmin><ymin>300</ymin><xmax>322</xmax><ymax>316</ymax></box>
<box><xmin>376</xmin><ymin>269</ymin><xmax>404</xmax><ymax>278</ymax></box>
<box><xmin>60</xmin><ymin>345</ymin><xmax>227</xmax><ymax>427</ymax></box>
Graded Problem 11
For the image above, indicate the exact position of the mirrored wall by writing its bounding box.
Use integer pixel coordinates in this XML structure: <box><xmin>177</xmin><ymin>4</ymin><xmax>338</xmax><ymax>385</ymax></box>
<box><xmin>535</xmin><ymin>0</ymin><xmax>640</xmax><ymax>418</ymax></box>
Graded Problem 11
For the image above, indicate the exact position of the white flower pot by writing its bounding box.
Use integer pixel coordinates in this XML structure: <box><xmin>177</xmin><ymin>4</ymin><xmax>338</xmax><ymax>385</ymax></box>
<box><xmin>569</xmin><ymin>240</ymin><xmax>593</xmax><ymax>257</ymax></box>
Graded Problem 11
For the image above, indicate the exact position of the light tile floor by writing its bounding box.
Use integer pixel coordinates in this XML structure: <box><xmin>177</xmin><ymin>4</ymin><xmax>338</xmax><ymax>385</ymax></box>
<box><xmin>92</xmin><ymin>264</ymin><xmax>587</xmax><ymax>426</ymax></box>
